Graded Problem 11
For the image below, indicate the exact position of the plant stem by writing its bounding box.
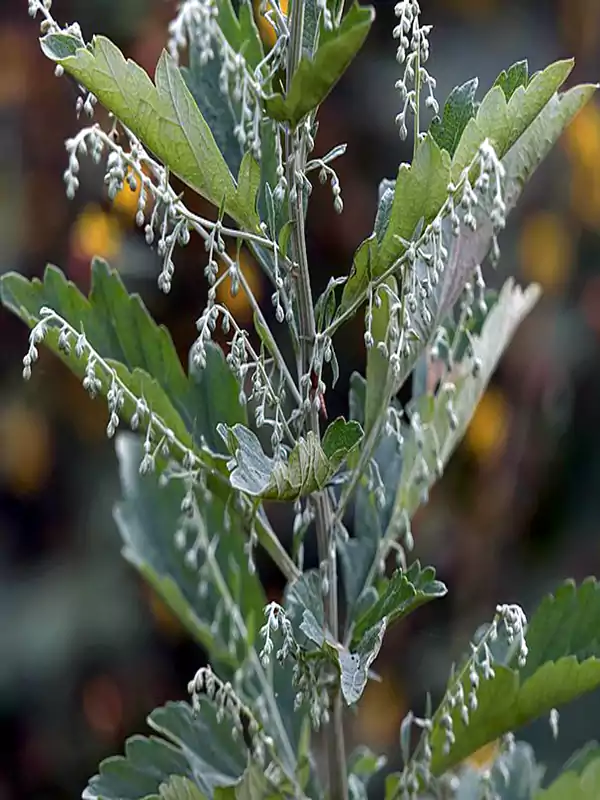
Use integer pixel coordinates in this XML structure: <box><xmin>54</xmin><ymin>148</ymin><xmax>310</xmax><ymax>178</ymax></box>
<box><xmin>286</xmin><ymin>2</ymin><xmax>348</xmax><ymax>795</ymax></box>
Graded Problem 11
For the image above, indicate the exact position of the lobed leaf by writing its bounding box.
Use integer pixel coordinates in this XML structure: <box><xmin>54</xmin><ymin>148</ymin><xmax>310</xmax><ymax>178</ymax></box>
<box><xmin>392</xmin><ymin>80</ymin><xmax>592</xmax><ymax>401</ymax></box>
<box><xmin>428</xmin><ymin>579</ymin><xmax>600</xmax><ymax>776</ymax></box>
<box><xmin>215</xmin><ymin>0</ymin><xmax>264</xmax><ymax>71</ymax></box>
<box><xmin>180</xmin><ymin>40</ymin><xmax>244</xmax><ymax>177</ymax></box>
<box><xmin>451</xmin><ymin>58</ymin><xmax>574</xmax><ymax>180</ymax></box>
<box><xmin>213</xmin><ymin>764</ymin><xmax>278</xmax><ymax>799</ymax></box>
<box><xmin>493</xmin><ymin>59</ymin><xmax>529</xmax><ymax>102</ymax></box>
<box><xmin>219</xmin><ymin>418</ymin><xmax>363</xmax><ymax>501</ymax></box>
<box><xmin>40</xmin><ymin>33</ymin><xmax>260</xmax><ymax>230</ymax></box>
<box><xmin>339</xmin><ymin>619</ymin><xmax>386</xmax><ymax>705</ymax></box>
<box><xmin>536</xmin><ymin>759</ymin><xmax>600</xmax><ymax>800</ymax></box>
<box><xmin>0</xmin><ymin>259</ymin><xmax>245</xmax><ymax>458</ymax></box>
<box><xmin>342</xmin><ymin>134</ymin><xmax>451</xmax><ymax>310</ymax></box>
<box><xmin>159</xmin><ymin>776</ymin><xmax>208</xmax><ymax>800</ymax></box>
<box><xmin>115</xmin><ymin>433</ymin><xmax>265</xmax><ymax>668</ymax></box>
<box><xmin>430</xmin><ymin>78</ymin><xmax>479</xmax><ymax>158</ymax></box>
<box><xmin>285</xmin><ymin>569</ymin><xmax>385</xmax><ymax>706</ymax></box>
<box><xmin>340</xmin><ymin>60</ymin><xmax>592</xmax><ymax>337</ymax></box>
<box><xmin>350</xmin><ymin>561</ymin><xmax>447</xmax><ymax>646</ymax></box>
<box><xmin>264</xmin><ymin>2</ymin><xmax>374</xmax><ymax>127</ymax></box>
<box><xmin>83</xmin><ymin>700</ymin><xmax>247</xmax><ymax>799</ymax></box>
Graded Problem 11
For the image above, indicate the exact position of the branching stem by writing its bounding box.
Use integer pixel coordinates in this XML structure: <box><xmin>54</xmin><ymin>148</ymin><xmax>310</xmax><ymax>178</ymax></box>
<box><xmin>286</xmin><ymin>0</ymin><xmax>348</xmax><ymax>796</ymax></box>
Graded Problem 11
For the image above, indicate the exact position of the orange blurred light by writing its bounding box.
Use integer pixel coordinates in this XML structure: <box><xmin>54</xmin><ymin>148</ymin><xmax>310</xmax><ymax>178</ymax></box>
<box><xmin>519</xmin><ymin>211</ymin><xmax>573</xmax><ymax>291</ymax></box>
<box><xmin>112</xmin><ymin>170</ymin><xmax>144</xmax><ymax>220</ymax></box>
<box><xmin>0</xmin><ymin>403</ymin><xmax>53</xmax><ymax>496</ymax></box>
<box><xmin>216</xmin><ymin>248</ymin><xmax>263</xmax><ymax>326</ymax></box>
<box><xmin>465</xmin><ymin>388</ymin><xmax>509</xmax><ymax>461</ymax></box>
<box><xmin>82</xmin><ymin>675</ymin><xmax>124</xmax><ymax>739</ymax></box>
<box><xmin>354</xmin><ymin>667</ymin><xmax>405</xmax><ymax>748</ymax></box>
<box><xmin>255</xmin><ymin>0</ymin><xmax>288</xmax><ymax>48</ymax></box>
<box><xmin>464</xmin><ymin>739</ymin><xmax>500</xmax><ymax>770</ymax></box>
<box><xmin>70</xmin><ymin>204</ymin><xmax>122</xmax><ymax>262</ymax></box>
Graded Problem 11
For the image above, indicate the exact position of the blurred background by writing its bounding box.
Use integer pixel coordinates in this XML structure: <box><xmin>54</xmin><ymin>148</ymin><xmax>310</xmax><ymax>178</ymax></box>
<box><xmin>0</xmin><ymin>0</ymin><xmax>599</xmax><ymax>797</ymax></box>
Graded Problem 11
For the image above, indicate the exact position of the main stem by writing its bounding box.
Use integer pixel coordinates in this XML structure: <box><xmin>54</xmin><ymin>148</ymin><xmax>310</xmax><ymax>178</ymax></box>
<box><xmin>286</xmin><ymin>2</ymin><xmax>348</xmax><ymax>797</ymax></box>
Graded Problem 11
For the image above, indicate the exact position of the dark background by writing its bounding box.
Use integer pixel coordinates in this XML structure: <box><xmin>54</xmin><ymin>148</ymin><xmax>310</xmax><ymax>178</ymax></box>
<box><xmin>0</xmin><ymin>0</ymin><xmax>600</xmax><ymax>797</ymax></box>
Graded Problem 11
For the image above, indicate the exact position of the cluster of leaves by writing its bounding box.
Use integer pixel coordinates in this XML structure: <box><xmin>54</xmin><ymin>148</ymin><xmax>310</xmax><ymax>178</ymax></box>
<box><xmin>6</xmin><ymin>0</ymin><xmax>600</xmax><ymax>798</ymax></box>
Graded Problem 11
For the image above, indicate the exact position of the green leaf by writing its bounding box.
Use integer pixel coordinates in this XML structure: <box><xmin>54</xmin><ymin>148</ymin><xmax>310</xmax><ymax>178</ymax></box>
<box><xmin>340</xmin><ymin>619</ymin><xmax>386</xmax><ymax>705</ymax></box>
<box><xmin>494</xmin><ymin>59</ymin><xmax>529</xmax><ymax>101</ymax></box>
<box><xmin>535</xmin><ymin>757</ymin><xmax>600</xmax><ymax>799</ymax></box>
<box><xmin>214</xmin><ymin>764</ymin><xmax>278</xmax><ymax>799</ymax></box>
<box><xmin>430</xmin><ymin>78</ymin><xmax>479</xmax><ymax>157</ymax></box>
<box><xmin>286</xmin><ymin>570</ymin><xmax>325</xmax><ymax>629</ymax></box>
<box><xmin>502</xmin><ymin>83</ymin><xmax>598</xmax><ymax>210</ymax></box>
<box><xmin>219</xmin><ymin>418</ymin><xmax>363</xmax><ymax>501</ymax></box>
<box><xmin>115</xmin><ymin>433</ymin><xmax>265</xmax><ymax>668</ymax></box>
<box><xmin>285</xmin><ymin>570</ymin><xmax>384</xmax><ymax>706</ymax></box>
<box><xmin>215</xmin><ymin>0</ymin><xmax>264</xmax><ymax>71</ymax></box>
<box><xmin>302</xmin><ymin>0</ymin><xmax>320</xmax><ymax>56</ymax></box>
<box><xmin>0</xmin><ymin>259</ymin><xmax>245</xmax><ymax>458</ymax></box>
<box><xmin>351</xmin><ymin>561</ymin><xmax>447</xmax><ymax>645</ymax></box>
<box><xmin>84</xmin><ymin>700</ymin><xmax>247</xmax><ymax>799</ymax></box>
<box><xmin>374</xmin><ymin>133</ymin><xmax>451</xmax><ymax>284</ymax></box>
<box><xmin>348</xmin><ymin>745</ymin><xmax>387</xmax><ymax>800</ymax></box>
<box><xmin>429</xmin><ymin>579</ymin><xmax>600</xmax><ymax>776</ymax></box>
<box><xmin>561</xmin><ymin>743</ymin><xmax>600</xmax><ymax>777</ymax></box>
<box><xmin>264</xmin><ymin>3</ymin><xmax>374</xmax><ymax>127</ymax></box>
<box><xmin>181</xmin><ymin>41</ymin><xmax>243</xmax><ymax>177</ymax></box>
<box><xmin>159</xmin><ymin>776</ymin><xmax>208</xmax><ymax>800</ymax></box>
<box><xmin>340</xmin><ymin>134</ymin><xmax>450</xmax><ymax>314</ymax></box>
<box><xmin>385</xmin><ymin>278</ymin><xmax>540</xmax><ymax>542</ymax></box>
<box><xmin>388</xmin><ymin>81</ymin><xmax>594</xmax><ymax>402</ymax></box>
<box><xmin>40</xmin><ymin>34</ymin><xmax>259</xmax><ymax>230</ymax></box>
<box><xmin>373</xmin><ymin>179</ymin><xmax>395</xmax><ymax>243</ymax></box>
<box><xmin>521</xmin><ymin>578</ymin><xmax>600</xmax><ymax>675</ymax></box>
<box><xmin>452</xmin><ymin>58</ymin><xmax>574</xmax><ymax>181</ymax></box>
<box><xmin>340</xmin><ymin>62</ymin><xmax>591</xmax><ymax>330</ymax></box>
<box><xmin>338</xmin><ymin>233</ymin><xmax>378</xmax><ymax>314</ymax></box>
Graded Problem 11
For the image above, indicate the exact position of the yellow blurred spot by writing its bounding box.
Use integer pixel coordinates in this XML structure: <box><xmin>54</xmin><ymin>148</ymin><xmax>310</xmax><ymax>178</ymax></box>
<box><xmin>464</xmin><ymin>740</ymin><xmax>500</xmax><ymax>770</ymax></box>
<box><xmin>563</xmin><ymin>102</ymin><xmax>600</xmax><ymax>229</ymax></box>
<box><xmin>519</xmin><ymin>211</ymin><xmax>573</xmax><ymax>291</ymax></box>
<box><xmin>216</xmin><ymin>248</ymin><xmax>262</xmax><ymax>326</ymax></box>
<box><xmin>465</xmin><ymin>388</ymin><xmax>509</xmax><ymax>461</ymax></box>
<box><xmin>354</xmin><ymin>668</ymin><xmax>405</xmax><ymax>748</ymax></box>
<box><xmin>564</xmin><ymin>101</ymin><xmax>600</xmax><ymax>171</ymax></box>
<box><xmin>255</xmin><ymin>0</ymin><xmax>288</xmax><ymax>49</ymax></box>
<box><xmin>112</xmin><ymin>170</ymin><xmax>143</xmax><ymax>220</ymax></box>
<box><xmin>570</xmin><ymin>164</ymin><xmax>600</xmax><ymax>230</ymax></box>
<box><xmin>71</xmin><ymin>204</ymin><xmax>122</xmax><ymax>261</ymax></box>
<box><xmin>0</xmin><ymin>403</ymin><xmax>53</xmax><ymax>495</ymax></box>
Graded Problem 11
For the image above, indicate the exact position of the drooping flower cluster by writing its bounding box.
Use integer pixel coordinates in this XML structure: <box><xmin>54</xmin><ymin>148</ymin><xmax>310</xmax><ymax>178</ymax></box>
<box><xmin>395</xmin><ymin>603</ymin><xmax>528</xmax><ymax>798</ymax></box>
<box><xmin>393</xmin><ymin>0</ymin><xmax>438</xmax><ymax>139</ymax></box>
<box><xmin>259</xmin><ymin>603</ymin><xmax>333</xmax><ymax>730</ymax></box>
<box><xmin>168</xmin><ymin>0</ymin><xmax>286</xmax><ymax>160</ymax></box>
<box><xmin>188</xmin><ymin>665</ymin><xmax>275</xmax><ymax>763</ymax></box>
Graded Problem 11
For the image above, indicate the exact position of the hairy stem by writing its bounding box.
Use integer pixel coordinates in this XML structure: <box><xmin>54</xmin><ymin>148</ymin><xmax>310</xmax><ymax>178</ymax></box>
<box><xmin>286</xmin><ymin>1</ymin><xmax>348</xmax><ymax>795</ymax></box>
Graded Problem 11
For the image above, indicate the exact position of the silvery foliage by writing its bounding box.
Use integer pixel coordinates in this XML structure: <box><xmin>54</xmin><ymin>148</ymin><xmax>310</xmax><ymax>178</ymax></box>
<box><xmin>13</xmin><ymin>1</ymin><xmax>600</xmax><ymax>799</ymax></box>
